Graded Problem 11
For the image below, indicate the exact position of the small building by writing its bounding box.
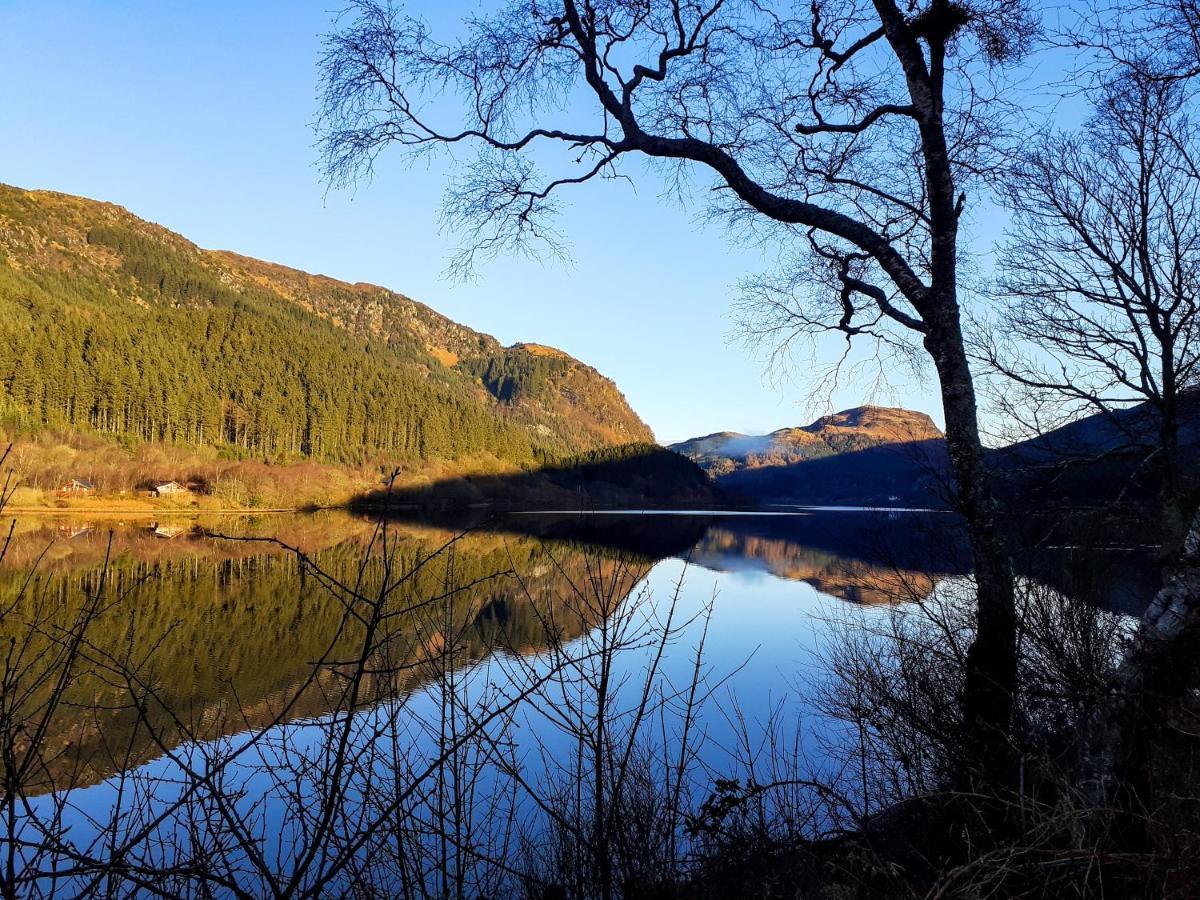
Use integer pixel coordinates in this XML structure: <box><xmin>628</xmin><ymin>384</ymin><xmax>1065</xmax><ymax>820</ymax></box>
<box><xmin>154</xmin><ymin>481</ymin><xmax>188</xmax><ymax>497</ymax></box>
<box><xmin>60</xmin><ymin>478</ymin><xmax>95</xmax><ymax>496</ymax></box>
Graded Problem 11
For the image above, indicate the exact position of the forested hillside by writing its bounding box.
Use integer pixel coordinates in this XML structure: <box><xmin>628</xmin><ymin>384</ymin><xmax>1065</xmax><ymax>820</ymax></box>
<box><xmin>0</xmin><ymin>185</ymin><xmax>652</xmax><ymax>469</ymax></box>
<box><xmin>210</xmin><ymin>252</ymin><xmax>652</xmax><ymax>450</ymax></box>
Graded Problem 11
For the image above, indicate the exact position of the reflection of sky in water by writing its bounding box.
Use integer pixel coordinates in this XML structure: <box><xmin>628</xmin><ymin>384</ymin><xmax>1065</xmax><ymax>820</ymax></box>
<box><xmin>22</xmin><ymin>547</ymin><xmax>883</xmax><ymax>869</ymax></box>
<box><xmin>641</xmin><ymin>558</ymin><xmax>884</xmax><ymax>762</ymax></box>
<box><xmin>11</xmin><ymin>508</ymin><xmax>1151</xmax><ymax>892</ymax></box>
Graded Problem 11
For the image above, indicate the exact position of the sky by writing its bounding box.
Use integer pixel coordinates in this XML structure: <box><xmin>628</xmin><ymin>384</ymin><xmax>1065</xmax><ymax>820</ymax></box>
<box><xmin>0</xmin><ymin>1</ymin><xmax>1080</xmax><ymax>443</ymax></box>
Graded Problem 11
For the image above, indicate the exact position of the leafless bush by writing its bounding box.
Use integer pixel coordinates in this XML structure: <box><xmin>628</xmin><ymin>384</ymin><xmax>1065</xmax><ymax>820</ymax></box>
<box><xmin>0</xmin><ymin>475</ymin><xmax>739</xmax><ymax>898</ymax></box>
<box><xmin>797</xmin><ymin>560</ymin><xmax>1200</xmax><ymax>897</ymax></box>
<box><xmin>3</xmin><ymin>454</ymin><xmax>1194</xmax><ymax>898</ymax></box>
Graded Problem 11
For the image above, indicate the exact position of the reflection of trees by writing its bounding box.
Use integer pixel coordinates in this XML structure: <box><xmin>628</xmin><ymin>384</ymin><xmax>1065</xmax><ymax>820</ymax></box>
<box><xmin>0</xmin><ymin>513</ymin><xmax>652</xmax><ymax>794</ymax></box>
<box><xmin>689</xmin><ymin>528</ymin><xmax>947</xmax><ymax>605</ymax></box>
<box><xmin>5</xmin><ymin>508</ymin><xmax>973</xmax><ymax>803</ymax></box>
<box><xmin>389</xmin><ymin>509</ymin><xmax>969</xmax><ymax>605</ymax></box>
<box><xmin>2</xmin><ymin>506</ymin><xmax>1187</xmax><ymax>894</ymax></box>
<box><xmin>3</xmin><ymin>495</ymin><xmax>729</xmax><ymax>897</ymax></box>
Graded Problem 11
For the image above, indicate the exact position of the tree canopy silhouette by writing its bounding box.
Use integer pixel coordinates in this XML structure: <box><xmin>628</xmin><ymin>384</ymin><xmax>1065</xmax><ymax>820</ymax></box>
<box><xmin>318</xmin><ymin>0</ymin><xmax>1040</xmax><ymax>780</ymax></box>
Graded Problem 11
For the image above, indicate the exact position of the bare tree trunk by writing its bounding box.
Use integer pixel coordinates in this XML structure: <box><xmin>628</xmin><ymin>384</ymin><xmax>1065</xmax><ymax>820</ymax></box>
<box><xmin>1157</xmin><ymin>395</ymin><xmax>1189</xmax><ymax>557</ymax></box>
<box><xmin>926</xmin><ymin>316</ymin><xmax>1019</xmax><ymax>784</ymax></box>
<box><xmin>1080</xmin><ymin>512</ymin><xmax>1200</xmax><ymax>833</ymax></box>
<box><xmin>317</xmin><ymin>0</ymin><xmax>1030</xmax><ymax>790</ymax></box>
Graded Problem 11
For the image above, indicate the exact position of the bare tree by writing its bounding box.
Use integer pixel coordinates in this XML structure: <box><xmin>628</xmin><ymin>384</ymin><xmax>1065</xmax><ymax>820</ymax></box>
<box><xmin>985</xmin><ymin>72</ymin><xmax>1200</xmax><ymax>551</ymax></box>
<box><xmin>1073</xmin><ymin>0</ymin><xmax>1200</xmax><ymax>84</ymax></box>
<box><xmin>982</xmin><ymin>37</ymin><xmax>1200</xmax><ymax>843</ymax></box>
<box><xmin>317</xmin><ymin>0</ymin><xmax>1040</xmax><ymax>781</ymax></box>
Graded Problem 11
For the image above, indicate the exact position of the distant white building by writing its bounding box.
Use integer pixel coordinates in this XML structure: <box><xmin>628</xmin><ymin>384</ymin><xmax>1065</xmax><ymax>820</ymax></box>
<box><xmin>154</xmin><ymin>481</ymin><xmax>188</xmax><ymax>497</ymax></box>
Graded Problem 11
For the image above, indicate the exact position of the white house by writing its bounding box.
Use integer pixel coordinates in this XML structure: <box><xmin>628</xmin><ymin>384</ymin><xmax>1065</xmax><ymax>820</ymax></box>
<box><xmin>60</xmin><ymin>478</ymin><xmax>95</xmax><ymax>495</ymax></box>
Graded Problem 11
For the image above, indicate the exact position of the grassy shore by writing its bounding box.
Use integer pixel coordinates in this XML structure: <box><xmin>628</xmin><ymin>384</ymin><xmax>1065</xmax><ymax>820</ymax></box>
<box><xmin>3</xmin><ymin>495</ymin><xmax>313</xmax><ymax>517</ymax></box>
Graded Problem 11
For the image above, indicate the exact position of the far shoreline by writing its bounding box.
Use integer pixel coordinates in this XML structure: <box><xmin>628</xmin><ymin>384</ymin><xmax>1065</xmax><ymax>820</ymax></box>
<box><xmin>2</xmin><ymin>502</ymin><xmax>958</xmax><ymax>520</ymax></box>
<box><xmin>2</xmin><ymin>505</ymin><xmax>314</xmax><ymax>518</ymax></box>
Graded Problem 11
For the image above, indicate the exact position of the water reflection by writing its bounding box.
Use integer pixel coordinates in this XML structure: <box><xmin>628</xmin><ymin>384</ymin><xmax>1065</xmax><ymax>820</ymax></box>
<box><xmin>0</xmin><ymin>507</ymin><xmax>1144</xmax><ymax>797</ymax></box>
<box><xmin>1</xmin><ymin>513</ymin><xmax>655</xmax><ymax>794</ymax></box>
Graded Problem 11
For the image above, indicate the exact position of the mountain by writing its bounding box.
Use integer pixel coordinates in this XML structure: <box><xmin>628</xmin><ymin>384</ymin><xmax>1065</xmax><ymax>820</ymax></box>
<box><xmin>990</xmin><ymin>392</ymin><xmax>1200</xmax><ymax>509</ymax></box>
<box><xmin>672</xmin><ymin>406</ymin><xmax>942</xmax><ymax>475</ymax></box>
<box><xmin>205</xmin><ymin>251</ymin><xmax>652</xmax><ymax>451</ymax></box>
<box><xmin>0</xmin><ymin>184</ymin><xmax>652</xmax><ymax>469</ymax></box>
<box><xmin>671</xmin><ymin>396</ymin><xmax>1200</xmax><ymax>513</ymax></box>
<box><xmin>670</xmin><ymin>406</ymin><xmax>950</xmax><ymax>506</ymax></box>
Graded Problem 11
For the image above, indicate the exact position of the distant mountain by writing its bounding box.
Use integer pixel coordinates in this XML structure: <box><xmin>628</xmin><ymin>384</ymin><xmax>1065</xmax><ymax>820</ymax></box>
<box><xmin>670</xmin><ymin>406</ymin><xmax>950</xmax><ymax>506</ymax></box>
<box><xmin>991</xmin><ymin>393</ymin><xmax>1200</xmax><ymax>509</ymax></box>
<box><xmin>672</xmin><ymin>406</ymin><xmax>942</xmax><ymax>474</ymax></box>
<box><xmin>673</xmin><ymin>396</ymin><xmax>1200</xmax><ymax>512</ymax></box>
<box><xmin>0</xmin><ymin>184</ymin><xmax>652</xmax><ymax>467</ymax></box>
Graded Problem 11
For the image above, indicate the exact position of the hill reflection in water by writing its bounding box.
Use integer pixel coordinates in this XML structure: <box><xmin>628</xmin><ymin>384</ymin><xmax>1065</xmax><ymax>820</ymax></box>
<box><xmin>1</xmin><ymin>512</ymin><xmax>659</xmax><ymax>793</ymax></box>
<box><xmin>1</xmin><ymin>507</ymin><xmax>1143</xmax><ymax>795</ymax></box>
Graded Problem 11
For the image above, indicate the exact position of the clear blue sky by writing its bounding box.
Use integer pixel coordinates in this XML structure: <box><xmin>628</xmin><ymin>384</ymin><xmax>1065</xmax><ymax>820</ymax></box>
<box><xmin>0</xmin><ymin>1</ymin><xmax>1078</xmax><ymax>442</ymax></box>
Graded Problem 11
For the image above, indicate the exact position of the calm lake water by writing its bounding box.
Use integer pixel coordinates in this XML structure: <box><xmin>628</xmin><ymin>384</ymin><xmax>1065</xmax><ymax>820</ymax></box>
<box><xmin>1</xmin><ymin>507</ymin><xmax>1147</xmax><ymax>891</ymax></box>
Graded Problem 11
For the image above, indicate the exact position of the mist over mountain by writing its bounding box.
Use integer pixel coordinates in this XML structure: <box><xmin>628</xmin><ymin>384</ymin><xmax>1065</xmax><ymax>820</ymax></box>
<box><xmin>671</xmin><ymin>406</ymin><xmax>950</xmax><ymax>506</ymax></box>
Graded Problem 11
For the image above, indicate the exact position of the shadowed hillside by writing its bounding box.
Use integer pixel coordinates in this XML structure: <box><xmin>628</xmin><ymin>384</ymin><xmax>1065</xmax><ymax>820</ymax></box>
<box><xmin>350</xmin><ymin>443</ymin><xmax>717</xmax><ymax>513</ymax></box>
<box><xmin>991</xmin><ymin>392</ymin><xmax>1200</xmax><ymax>512</ymax></box>
<box><xmin>717</xmin><ymin>437</ymin><xmax>952</xmax><ymax>507</ymax></box>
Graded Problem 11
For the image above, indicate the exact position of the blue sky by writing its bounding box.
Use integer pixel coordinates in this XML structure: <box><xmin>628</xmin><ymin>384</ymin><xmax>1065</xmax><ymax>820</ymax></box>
<box><xmin>0</xmin><ymin>1</ymin><xmax>1080</xmax><ymax>442</ymax></box>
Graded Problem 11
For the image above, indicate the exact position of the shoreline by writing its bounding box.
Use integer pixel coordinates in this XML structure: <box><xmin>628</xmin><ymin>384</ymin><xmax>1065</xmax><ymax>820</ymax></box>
<box><xmin>2</xmin><ymin>506</ymin><xmax>319</xmax><ymax>518</ymax></box>
<box><xmin>4</xmin><ymin>502</ymin><xmax>959</xmax><ymax>520</ymax></box>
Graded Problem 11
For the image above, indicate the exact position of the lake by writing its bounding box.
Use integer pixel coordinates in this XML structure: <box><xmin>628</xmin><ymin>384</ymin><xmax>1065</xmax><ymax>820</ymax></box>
<box><xmin>0</xmin><ymin>507</ymin><xmax>1144</xmax><ymax>894</ymax></box>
